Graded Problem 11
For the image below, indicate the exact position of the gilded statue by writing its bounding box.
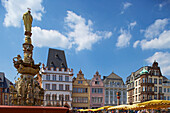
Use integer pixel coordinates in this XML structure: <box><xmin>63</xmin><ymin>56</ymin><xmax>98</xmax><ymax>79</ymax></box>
<box><xmin>23</xmin><ymin>10</ymin><xmax>33</xmax><ymax>32</ymax></box>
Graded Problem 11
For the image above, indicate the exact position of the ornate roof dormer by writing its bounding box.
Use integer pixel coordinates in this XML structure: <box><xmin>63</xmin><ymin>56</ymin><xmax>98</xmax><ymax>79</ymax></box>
<box><xmin>152</xmin><ymin>60</ymin><xmax>158</xmax><ymax>67</ymax></box>
<box><xmin>140</xmin><ymin>67</ymin><xmax>148</xmax><ymax>75</ymax></box>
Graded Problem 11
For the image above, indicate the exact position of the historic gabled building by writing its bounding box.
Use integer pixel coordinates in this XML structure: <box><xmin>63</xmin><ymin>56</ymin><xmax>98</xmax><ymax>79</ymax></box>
<box><xmin>0</xmin><ymin>72</ymin><xmax>13</xmax><ymax>105</ymax></box>
<box><xmin>103</xmin><ymin>72</ymin><xmax>127</xmax><ymax>106</ymax></box>
<box><xmin>90</xmin><ymin>71</ymin><xmax>105</xmax><ymax>109</ymax></box>
<box><xmin>72</xmin><ymin>70</ymin><xmax>90</xmax><ymax>110</ymax></box>
<box><xmin>163</xmin><ymin>79</ymin><xmax>170</xmax><ymax>100</ymax></box>
<box><xmin>126</xmin><ymin>61</ymin><xmax>165</xmax><ymax>105</ymax></box>
<box><xmin>41</xmin><ymin>48</ymin><xmax>73</xmax><ymax>108</ymax></box>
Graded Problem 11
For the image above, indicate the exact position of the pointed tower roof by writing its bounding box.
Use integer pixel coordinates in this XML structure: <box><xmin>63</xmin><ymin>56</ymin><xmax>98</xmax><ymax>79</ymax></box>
<box><xmin>47</xmin><ymin>48</ymin><xmax>67</xmax><ymax>70</ymax></box>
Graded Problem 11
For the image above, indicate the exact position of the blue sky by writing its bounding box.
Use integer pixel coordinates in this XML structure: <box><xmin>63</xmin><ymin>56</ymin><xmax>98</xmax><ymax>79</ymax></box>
<box><xmin>0</xmin><ymin>0</ymin><xmax>170</xmax><ymax>83</ymax></box>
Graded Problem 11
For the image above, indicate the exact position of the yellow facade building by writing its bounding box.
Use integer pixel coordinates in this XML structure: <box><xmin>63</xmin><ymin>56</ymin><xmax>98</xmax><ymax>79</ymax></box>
<box><xmin>72</xmin><ymin>70</ymin><xmax>90</xmax><ymax>110</ymax></box>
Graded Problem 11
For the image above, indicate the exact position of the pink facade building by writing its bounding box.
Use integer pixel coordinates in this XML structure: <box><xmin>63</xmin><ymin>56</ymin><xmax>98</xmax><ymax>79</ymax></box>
<box><xmin>90</xmin><ymin>71</ymin><xmax>105</xmax><ymax>109</ymax></box>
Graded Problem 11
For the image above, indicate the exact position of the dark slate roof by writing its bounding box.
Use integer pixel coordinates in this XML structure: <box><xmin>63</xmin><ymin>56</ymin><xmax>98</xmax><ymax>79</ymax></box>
<box><xmin>47</xmin><ymin>48</ymin><xmax>68</xmax><ymax>70</ymax></box>
<box><xmin>0</xmin><ymin>72</ymin><xmax>13</xmax><ymax>92</ymax></box>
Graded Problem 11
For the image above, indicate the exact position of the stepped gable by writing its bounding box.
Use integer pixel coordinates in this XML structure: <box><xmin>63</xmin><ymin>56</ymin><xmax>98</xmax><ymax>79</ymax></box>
<box><xmin>47</xmin><ymin>48</ymin><xmax>68</xmax><ymax>70</ymax></box>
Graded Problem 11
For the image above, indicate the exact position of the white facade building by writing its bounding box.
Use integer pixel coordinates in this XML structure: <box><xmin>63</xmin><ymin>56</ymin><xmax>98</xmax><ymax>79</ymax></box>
<box><xmin>41</xmin><ymin>48</ymin><xmax>73</xmax><ymax>108</ymax></box>
<box><xmin>103</xmin><ymin>72</ymin><xmax>127</xmax><ymax>106</ymax></box>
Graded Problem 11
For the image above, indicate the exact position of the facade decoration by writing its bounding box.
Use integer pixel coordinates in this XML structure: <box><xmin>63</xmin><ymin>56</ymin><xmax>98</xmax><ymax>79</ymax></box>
<box><xmin>11</xmin><ymin>9</ymin><xmax>44</xmax><ymax>106</ymax></box>
<box><xmin>103</xmin><ymin>72</ymin><xmax>127</xmax><ymax>106</ymax></box>
<box><xmin>90</xmin><ymin>71</ymin><xmax>105</xmax><ymax>109</ymax></box>
<box><xmin>72</xmin><ymin>70</ymin><xmax>90</xmax><ymax>110</ymax></box>
<box><xmin>41</xmin><ymin>48</ymin><xmax>73</xmax><ymax>108</ymax></box>
<box><xmin>126</xmin><ymin>61</ymin><xmax>165</xmax><ymax>105</ymax></box>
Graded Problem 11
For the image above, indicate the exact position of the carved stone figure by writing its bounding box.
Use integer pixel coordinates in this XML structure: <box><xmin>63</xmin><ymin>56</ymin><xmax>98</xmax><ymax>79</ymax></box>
<box><xmin>23</xmin><ymin>10</ymin><xmax>33</xmax><ymax>32</ymax></box>
<box><xmin>27</xmin><ymin>83</ymin><xmax>32</xmax><ymax>98</ymax></box>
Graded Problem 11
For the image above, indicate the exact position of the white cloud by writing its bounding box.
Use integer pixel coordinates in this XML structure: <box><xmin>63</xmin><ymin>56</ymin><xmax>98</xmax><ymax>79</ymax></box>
<box><xmin>159</xmin><ymin>1</ymin><xmax>170</xmax><ymax>9</ymax></box>
<box><xmin>146</xmin><ymin>52</ymin><xmax>170</xmax><ymax>76</ymax></box>
<box><xmin>121</xmin><ymin>2</ymin><xmax>132</xmax><ymax>14</ymax></box>
<box><xmin>32</xmin><ymin>27</ymin><xmax>70</xmax><ymax>48</ymax></box>
<box><xmin>129</xmin><ymin>21</ymin><xmax>137</xmax><ymax>29</ymax></box>
<box><xmin>133</xmin><ymin>40</ymin><xmax>140</xmax><ymax>48</ymax></box>
<box><xmin>2</xmin><ymin>0</ymin><xmax>44</xmax><ymax>27</ymax></box>
<box><xmin>31</xmin><ymin>11</ymin><xmax>112</xmax><ymax>51</ymax></box>
<box><xmin>135</xmin><ymin>18</ymin><xmax>170</xmax><ymax>49</ymax></box>
<box><xmin>65</xmin><ymin>11</ymin><xmax>112</xmax><ymax>51</ymax></box>
<box><xmin>116</xmin><ymin>29</ymin><xmax>131</xmax><ymax>48</ymax></box>
<box><xmin>141</xmin><ymin>30</ymin><xmax>170</xmax><ymax>50</ymax></box>
<box><xmin>144</xmin><ymin>18</ymin><xmax>169</xmax><ymax>39</ymax></box>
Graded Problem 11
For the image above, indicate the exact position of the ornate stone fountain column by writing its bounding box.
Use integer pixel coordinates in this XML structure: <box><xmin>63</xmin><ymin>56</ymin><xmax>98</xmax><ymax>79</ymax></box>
<box><xmin>11</xmin><ymin>9</ymin><xmax>44</xmax><ymax>106</ymax></box>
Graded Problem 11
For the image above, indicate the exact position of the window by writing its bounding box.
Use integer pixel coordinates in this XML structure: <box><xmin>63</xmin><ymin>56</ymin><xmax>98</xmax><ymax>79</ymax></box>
<box><xmin>96</xmin><ymin>78</ymin><xmax>98</xmax><ymax>80</ymax></box>
<box><xmin>145</xmin><ymin>87</ymin><xmax>147</xmax><ymax>91</ymax></box>
<box><xmin>92</xmin><ymin>97</ymin><xmax>103</xmax><ymax>103</ymax></box>
<box><xmin>46</xmin><ymin>75</ymin><xmax>50</xmax><ymax>80</ymax></box>
<box><xmin>46</xmin><ymin>94</ymin><xmax>50</xmax><ymax>100</ymax></box>
<box><xmin>168</xmin><ymin>96</ymin><xmax>170</xmax><ymax>100</ymax></box>
<box><xmin>52</xmin><ymin>94</ymin><xmax>57</xmax><ymax>100</ymax></box>
<box><xmin>154</xmin><ymin>95</ymin><xmax>157</xmax><ymax>99</ymax></box>
<box><xmin>59</xmin><ymin>95</ymin><xmax>64</xmax><ymax>101</ymax></box>
<box><xmin>160</xmin><ymin>95</ymin><xmax>163</xmax><ymax>100</ymax></box>
<box><xmin>149</xmin><ymin>78</ymin><xmax>152</xmax><ymax>83</ymax></box>
<box><xmin>154</xmin><ymin>70</ymin><xmax>159</xmax><ymax>75</ymax></box>
<box><xmin>73</xmin><ymin>97</ymin><xmax>88</xmax><ymax>103</ymax></box>
<box><xmin>65</xmin><ymin>85</ymin><xmax>69</xmax><ymax>90</ymax></box>
<box><xmin>52</xmin><ymin>75</ymin><xmax>56</xmax><ymax>81</ymax></box>
<box><xmin>139</xmin><ymin>80</ymin><xmax>140</xmax><ymax>85</ymax></box>
<box><xmin>59</xmin><ymin>75</ymin><xmax>63</xmax><ymax>81</ymax></box>
<box><xmin>159</xmin><ymin>87</ymin><xmax>162</xmax><ymax>93</ymax></box>
<box><xmin>149</xmin><ymin>95</ymin><xmax>152</xmax><ymax>100</ymax></box>
<box><xmin>154</xmin><ymin>87</ymin><xmax>157</xmax><ymax>92</ymax></box>
<box><xmin>149</xmin><ymin>87</ymin><xmax>152</xmax><ymax>92</ymax></box>
<box><xmin>59</xmin><ymin>84</ymin><xmax>63</xmax><ymax>90</ymax></box>
<box><xmin>138</xmin><ymin>88</ymin><xmax>140</xmax><ymax>93</ymax></box>
<box><xmin>164</xmin><ymin>88</ymin><xmax>166</xmax><ymax>93</ymax></box>
<box><xmin>65</xmin><ymin>95</ymin><xmax>69</xmax><ymax>101</ymax></box>
<box><xmin>168</xmin><ymin>88</ymin><xmax>170</xmax><ymax>93</ymax></box>
<box><xmin>136</xmin><ymin>81</ymin><xmax>137</xmax><ymax>86</ymax></box>
<box><xmin>95</xmin><ymin>81</ymin><xmax>100</xmax><ymax>84</ymax></box>
<box><xmin>73</xmin><ymin>88</ymin><xmax>88</xmax><ymax>93</ymax></box>
<box><xmin>143</xmin><ymin>78</ymin><xmax>145</xmax><ymax>83</ymax></box>
<box><xmin>154</xmin><ymin>78</ymin><xmax>157</xmax><ymax>84</ymax></box>
<box><xmin>159</xmin><ymin>79</ymin><xmax>162</xmax><ymax>84</ymax></box>
<box><xmin>5</xmin><ymin>95</ymin><xmax>7</xmax><ymax>100</ymax></box>
<box><xmin>146</xmin><ymin>78</ymin><xmax>148</xmax><ymax>83</ymax></box>
<box><xmin>164</xmin><ymin>96</ymin><xmax>166</xmax><ymax>100</ymax></box>
<box><xmin>143</xmin><ymin>86</ymin><xmax>145</xmax><ymax>91</ymax></box>
<box><xmin>136</xmin><ymin>88</ymin><xmax>137</xmax><ymax>94</ymax></box>
<box><xmin>52</xmin><ymin>84</ymin><xmax>56</xmax><ymax>90</ymax></box>
<box><xmin>78</xmin><ymin>81</ymin><xmax>83</xmax><ymax>84</ymax></box>
<box><xmin>65</xmin><ymin>76</ymin><xmax>69</xmax><ymax>81</ymax></box>
<box><xmin>46</xmin><ymin>84</ymin><xmax>50</xmax><ymax>90</ymax></box>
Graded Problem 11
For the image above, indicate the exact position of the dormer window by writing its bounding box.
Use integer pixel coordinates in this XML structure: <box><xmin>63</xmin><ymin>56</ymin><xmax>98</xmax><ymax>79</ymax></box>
<box><xmin>55</xmin><ymin>54</ymin><xmax>59</xmax><ymax>58</ymax></box>
<box><xmin>50</xmin><ymin>62</ymin><xmax>54</xmax><ymax>65</ymax></box>
<box><xmin>95</xmin><ymin>81</ymin><xmax>100</xmax><ymax>84</ymax></box>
